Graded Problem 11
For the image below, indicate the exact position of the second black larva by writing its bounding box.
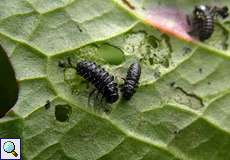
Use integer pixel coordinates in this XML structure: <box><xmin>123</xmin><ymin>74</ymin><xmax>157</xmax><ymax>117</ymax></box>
<box><xmin>188</xmin><ymin>5</ymin><xmax>229</xmax><ymax>41</ymax></box>
<box><xmin>121</xmin><ymin>63</ymin><xmax>141</xmax><ymax>100</ymax></box>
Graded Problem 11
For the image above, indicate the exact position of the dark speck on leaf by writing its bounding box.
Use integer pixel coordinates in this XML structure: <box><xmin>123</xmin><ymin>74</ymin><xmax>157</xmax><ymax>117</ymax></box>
<box><xmin>199</xmin><ymin>68</ymin><xmax>202</xmax><ymax>73</ymax></box>
<box><xmin>174</xmin><ymin>130</ymin><xmax>179</xmax><ymax>134</ymax></box>
<box><xmin>170</xmin><ymin>81</ymin><xmax>176</xmax><ymax>87</ymax></box>
<box><xmin>183</xmin><ymin>47</ymin><xmax>192</xmax><ymax>55</ymax></box>
<box><xmin>45</xmin><ymin>100</ymin><xmax>51</xmax><ymax>110</ymax></box>
<box><xmin>77</xmin><ymin>25</ymin><xmax>82</xmax><ymax>32</ymax></box>
<box><xmin>149</xmin><ymin>57</ymin><xmax>154</xmax><ymax>65</ymax></box>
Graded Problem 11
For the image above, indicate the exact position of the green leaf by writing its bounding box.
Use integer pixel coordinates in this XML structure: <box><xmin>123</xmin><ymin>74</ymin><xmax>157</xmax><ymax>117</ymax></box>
<box><xmin>0</xmin><ymin>0</ymin><xmax>230</xmax><ymax>160</ymax></box>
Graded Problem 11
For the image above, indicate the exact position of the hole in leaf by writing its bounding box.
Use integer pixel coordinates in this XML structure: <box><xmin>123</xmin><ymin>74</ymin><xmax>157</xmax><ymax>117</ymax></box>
<box><xmin>0</xmin><ymin>45</ymin><xmax>18</xmax><ymax>118</ymax></box>
<box><xmin>55</xmin><ymin>104</ymin><xmax>72</xmax><ymax>122</ymax></box>
<box><xmin>139</xmin><ymin>33</ymin><xmax>171</xmax><ymax>67</ymax></box>
<box><xmin>97</xmin><ymin>44</ymin><xmax>125</xmax><ymax>65</ymax></box>
<box><xmin>147</xmin><ymin>35</ymin><xmax>159</xmax><ymax>48</ymax></box>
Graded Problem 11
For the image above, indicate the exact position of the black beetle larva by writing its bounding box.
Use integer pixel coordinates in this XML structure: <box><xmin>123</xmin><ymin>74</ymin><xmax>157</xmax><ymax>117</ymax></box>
<box><xmin>187</xmin><ymin>5</ymin><xmax>229</xmax><ymax>41</ymax></box>
<box><xmin>77</xmin><ymin>60</ymin><xmax>119</xmax><ymax>104</ymax></box>
<box><xmin>59</xmin><ymin>59</ymin><xmax>119</xmax><ymax>107</ymax></box>
<box><xmin>121</xmin><ymin>62</ymin><xmax>141</xmax><ymax>100</ymax></box>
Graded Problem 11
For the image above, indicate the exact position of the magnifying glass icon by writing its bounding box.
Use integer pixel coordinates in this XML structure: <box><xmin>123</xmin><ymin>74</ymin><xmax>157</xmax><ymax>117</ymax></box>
<box><xmin>3</xmin><ymin>141</ymin><xmax>18</xmax><ymax>157</ymax></box>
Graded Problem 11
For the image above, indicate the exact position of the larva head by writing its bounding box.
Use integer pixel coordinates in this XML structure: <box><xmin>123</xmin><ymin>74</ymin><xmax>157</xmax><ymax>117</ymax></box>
<box><xmin>194</xmin><ymin>5</ymin><xmax>209</xmax><ymax>19</ymax></box>
<box><xmin>106</xmin><ymin>94</ymin><xmax>119</xmax><ymax>104</ymax></box>
<box><xmin>122</xmin><ymin>89</ymin><xmax>135</xmax><ymax>100</ymax></box>
<box><xmin>195</xmin><ymin>5</ymin><xmax>209</xmax><ymax>12</ymax></box>
<box><xmin>106</xmin><ymin>92</ymin><xmax>119</xmax><ymax>104</ymax></box>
